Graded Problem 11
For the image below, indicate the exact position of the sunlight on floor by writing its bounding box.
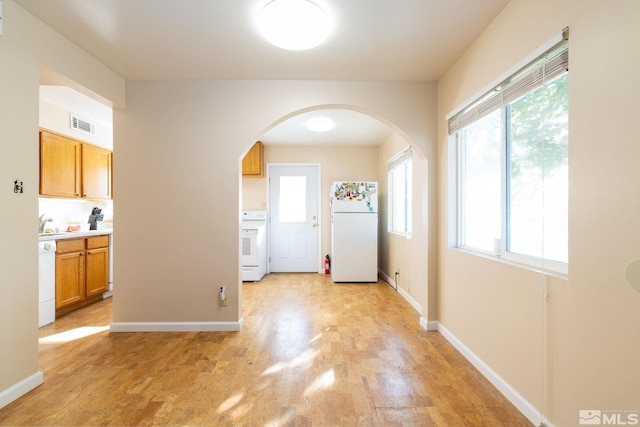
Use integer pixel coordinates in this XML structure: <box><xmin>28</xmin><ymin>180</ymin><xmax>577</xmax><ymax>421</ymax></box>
<box><xmin>265</xmin><ymin>407</ymin><xmax>296</xmax><ymax>427</ymax></box>
<box><xmin>308</xmin><ymin>333</ymin><xmax>323</xmax><ymax>344</ymax></box>
<box><xmin>262</xmin><ymin>348</ymin><xmax>318</xmax><ymax>376</ymax></box>
<box><xmin>39</xmin><ymin>326</ymin><xmax>110</xmax><ymax>343</ymax></box>
<box><xmin>304</xmin><ymin>369</ymin><xmax>335</xmax><ymax>396</ymax></box>
<box><xmin>218</xmin><ymin>392</ymin><xmax>244</xmax><ymax>413</ymax></box>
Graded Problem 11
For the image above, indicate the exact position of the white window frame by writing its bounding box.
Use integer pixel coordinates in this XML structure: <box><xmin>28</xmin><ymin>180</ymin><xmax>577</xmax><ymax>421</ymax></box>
<box><xmin>447</xmin><ymin>30</ymin><xmax>569</xmax><ymax>276</ymax></box>
<box><xmin>387</xmin><ymin>148</ymin><xmax>412</xmax><ymax>236</ymax></box>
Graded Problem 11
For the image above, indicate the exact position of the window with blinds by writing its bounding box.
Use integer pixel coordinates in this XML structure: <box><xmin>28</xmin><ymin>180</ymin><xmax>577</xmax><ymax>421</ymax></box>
<box><xmin>449</xmin><ymin>31</ymin><xmax>569</xmax><ymax>274</ymax></box>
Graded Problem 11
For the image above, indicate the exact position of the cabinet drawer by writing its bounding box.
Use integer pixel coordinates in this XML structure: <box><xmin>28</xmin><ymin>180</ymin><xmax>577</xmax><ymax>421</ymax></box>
<box><xmin>56</xmin><ymin>238</ymin><xmax>85</xmax><ymax>253</ymax></box>
<box><xmin>87</xmin><ymin>235</ymin><xmax>109</xmax><ymax>249</ymax></box>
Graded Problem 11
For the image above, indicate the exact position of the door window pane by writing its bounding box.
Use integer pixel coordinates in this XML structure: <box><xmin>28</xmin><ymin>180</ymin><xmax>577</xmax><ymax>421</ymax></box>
<box><xmin>279</xmin><ymin>176</ymin><xmax>307</xmax><ymax>223</ymax></box>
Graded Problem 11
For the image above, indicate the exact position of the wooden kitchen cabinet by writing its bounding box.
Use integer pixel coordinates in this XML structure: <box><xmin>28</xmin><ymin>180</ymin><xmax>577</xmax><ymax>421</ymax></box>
<box><xmin>40</xmin><ymin>130</ymin><xmax>82</xmax><ymax>198</ymax></box>
<box><xmin>86</xmin><ymin>236</ymin><xmax>110</xmax><ymax>297</ymax></box>
<box><xmin>55</xmin><ymin>235</ymin><xmax>110</xmax><ymax>316</ymax></box>
<box><xmin>242</xmin><ymin>141</ymin><xmax>264</xmax><ymax>177</ymax></box>
<box><xmin>40</xmin><ymin>129</ymin><xmax>113</xmax><ymax>199</ymax></box>
<box><xmin>55</xmin><ymin>239</ymin><xmax>86</xmax><ymax>309</ymax></box>
<box><xmin>82</xmin><ymin>144</ymin><xmax>112</xmax><ymax>199</ymax></box>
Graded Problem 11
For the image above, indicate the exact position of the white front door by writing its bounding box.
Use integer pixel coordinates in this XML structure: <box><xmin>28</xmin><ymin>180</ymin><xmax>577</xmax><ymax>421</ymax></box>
<box><xmin>268</xmin><ymin>164</ymin><xmax>319</xmax><ymax>272</ymax></box>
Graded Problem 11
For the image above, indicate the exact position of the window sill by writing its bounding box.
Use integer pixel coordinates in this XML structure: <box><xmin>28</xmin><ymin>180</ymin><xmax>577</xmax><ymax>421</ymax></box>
<box><xmin>454</xmin><ymin>247</ymin><xmax>568</xmax><ymax>280</ymax></box>
<box><xmin>389</xmin><ymin>231</ymin><xmax>412</xmax><ymax>238</ymax></box>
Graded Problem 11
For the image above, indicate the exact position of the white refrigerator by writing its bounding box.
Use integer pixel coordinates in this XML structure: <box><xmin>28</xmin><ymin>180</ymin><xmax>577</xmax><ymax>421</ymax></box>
<box><xmin>330</xmin><ymin>181</ymin><xmax>378</xmax><ymax>282</ymax></box>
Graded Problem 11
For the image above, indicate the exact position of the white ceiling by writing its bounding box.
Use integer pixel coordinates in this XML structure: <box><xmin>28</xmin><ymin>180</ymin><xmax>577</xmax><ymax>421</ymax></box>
<box><xmin>18</xmin><ymin>0</ymin><xmax>510</xmax><ymax>145</ymax></box>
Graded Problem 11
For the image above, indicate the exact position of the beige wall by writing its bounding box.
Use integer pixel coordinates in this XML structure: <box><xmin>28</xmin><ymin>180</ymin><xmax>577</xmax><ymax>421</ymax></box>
<box><xmin>112</xmin><ymin>81</ymin><xmax>436</xmax><ymax>327</ymax></box>
<box><xmin>378</xmin><ymin>133</ymin><xmax>432</xmax><ymax>320</ymax></box>
<box><xmin>0</xmin><ymin>0</ymin><xmax>124</xmax><ymax>407</ymax></box>
<box><xmin>437</xmin><ymin>1</ymin><xmax>640</xmax><ymax>425</ymax></box>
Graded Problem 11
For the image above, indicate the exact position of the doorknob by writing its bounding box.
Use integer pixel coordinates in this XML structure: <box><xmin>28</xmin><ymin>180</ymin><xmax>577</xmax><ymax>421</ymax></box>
<box><xmin>312</xmin><ymin>224</ymin><xmax>317</xmax><ymax>228</ymax></box>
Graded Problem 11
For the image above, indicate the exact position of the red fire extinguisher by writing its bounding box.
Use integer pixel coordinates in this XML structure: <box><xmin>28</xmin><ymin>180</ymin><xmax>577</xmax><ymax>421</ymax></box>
<box><xmin>325</xmin><ymin>254</ymin><xmax>331</xmax><ymax>274</ymax></box>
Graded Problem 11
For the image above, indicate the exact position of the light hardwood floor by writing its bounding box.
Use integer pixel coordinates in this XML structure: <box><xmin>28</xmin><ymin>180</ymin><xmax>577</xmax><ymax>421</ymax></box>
<box><xmin>0</xmin><ymin>274</ymin><xmax>531</xmax><ymax>426</ymax></box>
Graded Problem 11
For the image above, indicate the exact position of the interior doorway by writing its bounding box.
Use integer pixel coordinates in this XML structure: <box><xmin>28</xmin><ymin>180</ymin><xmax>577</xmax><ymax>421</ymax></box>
<box><xmin>267</xmin><ymin>164</ymin><xmax>320</xmax><ymax>272</ymax></box>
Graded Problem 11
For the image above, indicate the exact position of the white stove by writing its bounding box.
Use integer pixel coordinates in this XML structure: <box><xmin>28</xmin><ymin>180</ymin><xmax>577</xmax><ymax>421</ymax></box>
<box><xmin>241</xmin><ymin>211</ymin><xmax>267</xmax><ymax>281</ymax></box>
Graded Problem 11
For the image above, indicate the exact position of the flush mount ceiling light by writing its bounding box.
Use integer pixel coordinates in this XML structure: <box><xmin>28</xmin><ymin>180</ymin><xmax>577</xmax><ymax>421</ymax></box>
<box><xmin>306</xmin><ymin>116</ymin><xmax>335</xmax><ymax>132</ymax></box>
<box><xmin>258</xmin><ymin>0</ymin><xmax>331</xmax><ymax>50</ymax></box>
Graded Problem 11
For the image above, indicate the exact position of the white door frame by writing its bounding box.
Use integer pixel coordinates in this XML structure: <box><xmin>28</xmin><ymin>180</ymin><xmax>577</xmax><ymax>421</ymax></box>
<box><xmin>266</xmin><ymin>163</ymin><xmax>322</xmax><ymax>274</ymax></box>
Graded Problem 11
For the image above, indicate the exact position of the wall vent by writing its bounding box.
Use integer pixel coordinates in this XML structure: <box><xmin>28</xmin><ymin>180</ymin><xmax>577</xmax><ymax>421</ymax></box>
<box><xmin>70</xmin><ymin>114</ymin><xmax>96</xmax><ymax>135</ymax></box>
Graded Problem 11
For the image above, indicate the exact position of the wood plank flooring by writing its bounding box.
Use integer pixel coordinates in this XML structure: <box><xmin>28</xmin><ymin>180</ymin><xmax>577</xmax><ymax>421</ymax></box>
<box><xmin>0</xmin><ymin>273</ymin><xmax>532</xmax><ymax>426</ymax></box>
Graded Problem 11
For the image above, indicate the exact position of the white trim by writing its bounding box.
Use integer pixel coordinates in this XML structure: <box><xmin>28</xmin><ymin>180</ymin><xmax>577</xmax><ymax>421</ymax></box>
<box><xmin>397</xmin><ymin>285</ymin><xmax>421</xmax><ymax>314</ymax></box>
<box><xmin>434</xmin><ymin>322</ymin><xmax>548</xmax><ymax>427</ymax></box>
<box><xmin>455</xmin><ymin>247</ymin><xmax>568</xmax><ymax>280</ymax></box>
<box><xmin>419</xmin><ymin>317</ymin><xmax>438</xmax><ymax>331</ymax></box>
<box><xmin>0</xmin><ymin>371</ymin><xmax>44</xmax><ymax>409</ymax></box>
<box><xmin>378</xmin><ymin>269</ymin><xmax>396</xmax><ymax>289</ymax></box>
<box><xmin>446</xmin><ymin>30</ymin><xmax>564</xmax><ymax>121</ymax></box>
<box><xmin>110</xmin><ymin>318</ymin><xmax>244</xmax><ymax>332</ymax></box>
<box><xmin>379</xmin><ymin>269</ymin><xmax>423</xmax><ymax>316</ymax></box>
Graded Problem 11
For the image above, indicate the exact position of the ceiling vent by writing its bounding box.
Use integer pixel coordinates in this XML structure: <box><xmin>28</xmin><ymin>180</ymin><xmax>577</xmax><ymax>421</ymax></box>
<box><xmin>70</xmin><ymin>114</ymin><xmax>96</xmax><ymax>135</ymax></box>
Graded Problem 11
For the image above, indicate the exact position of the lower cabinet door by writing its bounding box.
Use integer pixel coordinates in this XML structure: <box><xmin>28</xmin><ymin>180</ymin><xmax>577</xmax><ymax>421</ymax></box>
<box><xmin>55</xmin><ymin>251</ymin><xmax>85</xmax><ymax>308</ymax></box>
<box><xmin>86</xmin><ymin>246</ymin><xmax>109</xmax><ymax>297</ymax></box>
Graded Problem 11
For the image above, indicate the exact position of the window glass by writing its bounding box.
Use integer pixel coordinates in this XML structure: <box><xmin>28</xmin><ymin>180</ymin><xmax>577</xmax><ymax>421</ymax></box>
<box><xmin>388</xmin><ymin>154</ymin><xmax>412</xmax><ymax>234</ymax></box>
<box><xmin>460</xmin><ymin>109</ymin><xmax>502</xmax><ymax>252</ymax></box>
<box><xmin>457</xmin><ymin>72</ymin><xmax>568</xmax><ymax>270</ymax></box>
<box><xmin>279</xmin><ymin>176</ymin><xmax>307</xmax><ymax>223</ymax></box>
<box><xmin>507</xmin><ymin>74</ymin><xmax>568</xmax><ymax>262</ymax></box>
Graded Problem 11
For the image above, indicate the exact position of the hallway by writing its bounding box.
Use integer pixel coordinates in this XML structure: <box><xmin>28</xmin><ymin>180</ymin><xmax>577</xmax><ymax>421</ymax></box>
<box><xmin>0</xmin><ymin>274</ymin><xmax>530</xmax><ymax>426</ymax></box>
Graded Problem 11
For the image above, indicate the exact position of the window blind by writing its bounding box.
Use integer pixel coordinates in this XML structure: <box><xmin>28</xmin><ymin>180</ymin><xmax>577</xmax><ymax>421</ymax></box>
<box><xmin>448</xmin><ymin>35</ymin><xmax>569</xmax><ymax>135</ymax></box>
<box><xmin>387</xmin><ymin>147</ymin><xmax>412</xmax><ymax>170</ymax></box>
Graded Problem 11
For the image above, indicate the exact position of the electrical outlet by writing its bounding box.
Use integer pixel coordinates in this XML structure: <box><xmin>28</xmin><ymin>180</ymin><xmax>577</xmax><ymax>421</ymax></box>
<box><xmin>219</xmin><ymin>286</ymin><xmax>228</xmax><ymax>306</ymax></box>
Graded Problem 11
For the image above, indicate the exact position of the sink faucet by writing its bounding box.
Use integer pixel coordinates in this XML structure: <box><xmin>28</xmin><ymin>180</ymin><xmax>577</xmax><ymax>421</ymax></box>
<box><xmin>39</xmin><ymin>214</ymin><xmax>52</xmax><ymax>233</ymax></box>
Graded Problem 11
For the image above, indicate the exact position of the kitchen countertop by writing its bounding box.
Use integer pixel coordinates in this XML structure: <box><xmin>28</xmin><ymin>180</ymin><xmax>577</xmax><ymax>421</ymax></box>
<box><xmin>39</xmin><ymin>229</ymin><xmax>113</xmax><ymax>241</ymax></box>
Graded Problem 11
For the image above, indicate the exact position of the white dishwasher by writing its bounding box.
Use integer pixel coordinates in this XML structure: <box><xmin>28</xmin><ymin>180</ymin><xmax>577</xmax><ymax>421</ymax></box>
<box><xmin>38</xmin><ymin>240</ymin><xmax>56</xmax><ymax>327</ymax></box>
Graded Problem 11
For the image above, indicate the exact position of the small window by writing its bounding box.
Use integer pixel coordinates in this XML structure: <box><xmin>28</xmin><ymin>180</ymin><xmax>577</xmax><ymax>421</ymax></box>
<box><xmin>279</xmin><ymin>176</ymin><xmax>307</xmax><ymax>223</ymax></box>
<box><xmin>388</xmin><ymin>148</ymin><xmax>412</xmax><ymax>235</ymax></box>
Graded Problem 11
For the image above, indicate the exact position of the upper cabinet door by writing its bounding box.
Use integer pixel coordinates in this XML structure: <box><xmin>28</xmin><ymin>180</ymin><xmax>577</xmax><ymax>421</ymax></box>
<box><xmin>40</xmin><ymin>130</ymin><xmax>82</xmax><ymax>198</ymax></box>
<box><xmin>82</xmin><ymin>144</ymin><xmax>112</xmax><ymax>199</ymax></box>
<box><xmin>242</xmin><ymin>141</ymin><xmax>264</xmax><ymax>177</ymax></box>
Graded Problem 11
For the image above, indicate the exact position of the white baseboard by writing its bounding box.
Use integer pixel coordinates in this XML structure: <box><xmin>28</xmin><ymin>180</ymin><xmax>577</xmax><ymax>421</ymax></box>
<box><xmin>0</xmin><ymin>371</ymin><xmax>43</xmax><ymax>409</ymax></box>
<box><xmin>397</xmin><ymin>286</ymin><xmax>422</xmax><ymax>314</ymax></box>
<box><xmin>378</xmin><ymin>270</ymin><xmax>395</xmax><ymax>289</ymax></box>
<box><xmin>435</xmin><ymin>322</ymin><xmax>546</xmax><ymax>426</ymax></box>
<box><xmin>419</xmin><ymin>317</ymin><xmax>438</xmax><ymax>331</ymax></box>
<box><xmin>380</xmin><ymin>269</ymin><xmax>422</xmax><ymax>313</ymax></box>
<box><xmin>110</xmin><ymin>317</ymin><xmax>244</xmax><ymax>332</ymax></box>
<box><xmin>379</xmin><ymin>269</ymin><xmax>426</xmax><ymax>326</ymax></box>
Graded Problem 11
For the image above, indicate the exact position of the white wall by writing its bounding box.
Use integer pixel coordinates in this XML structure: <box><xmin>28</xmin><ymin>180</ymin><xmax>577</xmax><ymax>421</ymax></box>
<box><xmin>437</xmin><ymin>1</ymin><xmax>640</xmax><ymax>425</ymax></box>
<box><xmin>112</xmin><ymin>80</ymin><xmax>437</xmax><ymax>330</ymax></box>
<box><xmin>0</xmin><ymin>0</ymin><xmax>124</xmax><ymax>408</ymax></box>
<box><xmin>39</xmin><ymin>87</ymin><xmax>113</xmax><ymax>150</ymax></box>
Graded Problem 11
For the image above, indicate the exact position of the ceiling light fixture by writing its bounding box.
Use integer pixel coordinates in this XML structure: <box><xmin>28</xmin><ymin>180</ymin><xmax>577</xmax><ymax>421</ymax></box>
<box><xmin>258</xmin><ymin>0</ymin><xmax>331</xmax><ymax>51</ymax></box>
<box><xmin>306</xmin><ymin>116</ymin><xmax>335</xmax><ymax>132</ymax></box>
